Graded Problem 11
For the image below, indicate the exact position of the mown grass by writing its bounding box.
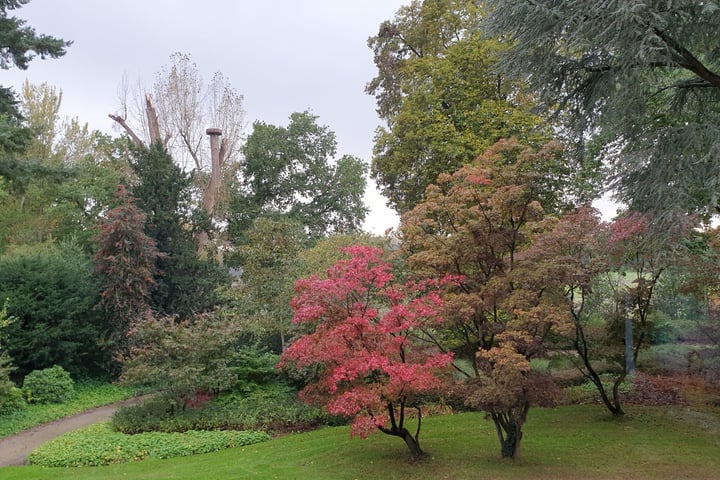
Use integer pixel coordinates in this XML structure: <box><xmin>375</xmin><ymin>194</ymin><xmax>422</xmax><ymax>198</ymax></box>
<box><xmin>2</xmin><ymin>404</ymin><xmax>719</xmax><ymax>480</ymax></box>
<box><xmin>0</xmin><ymin>381</ymin><xmax>134</xmax><ymax>438</ymax></box>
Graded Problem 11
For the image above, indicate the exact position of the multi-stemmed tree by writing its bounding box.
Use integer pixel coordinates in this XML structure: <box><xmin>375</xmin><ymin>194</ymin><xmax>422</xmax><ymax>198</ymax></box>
<box><xmin>400</xmin><ymin>139</ymin><xmax>572</xmax><ymax>458</ymax></box>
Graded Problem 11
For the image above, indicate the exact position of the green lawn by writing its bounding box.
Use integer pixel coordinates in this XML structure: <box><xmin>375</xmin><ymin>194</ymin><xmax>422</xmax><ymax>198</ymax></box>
<box><xmin>0</xmin><ymin>381</ymin><xmax>134</xmax><ymax>438</ymax></box>
<box><xmin>2</xmin><ymin>405</ymin><xmax>719</xmax><ymax>480</ymax></box>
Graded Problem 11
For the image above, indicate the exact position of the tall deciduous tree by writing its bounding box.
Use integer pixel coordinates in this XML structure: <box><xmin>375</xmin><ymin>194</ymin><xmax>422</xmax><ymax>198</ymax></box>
<box><xmin>483</xmin><ymin>0</ymin><xmax>720</xmax><ymax>218</ymax></box>
<box><xmin>0</xmin><ymin>81</ymin><xmax>127</xmax><ymax>251</ymax></box>
<box><xmin>279</xmin><ymin>246</ymin><xmax>454</xmax><ymax>458</ymax></box>
<box><xmin>400</xmin><ymin>140</ymin><xmax>569</xmax><ymax>458</ymax></box>
<box><xmin>367</xmin><ymin>0</ymin><xmax>555</xmax><ymax>213</ymax></box>
<box><xmin>230</xmin><ymin>216</ymin><xmax>305</xmax><ymax>352</ymax></box>
<box><xmin>230</xmin><ymin>111</ymin><xmax>368</xmax><ymax>240</ymax></box>
<box><xmin>110</xmin><ymin>53</ymin><xmax>245</xmax><ymax>252</ymax></box>
<box><xmin>20</xmin><ymin>80</ymin><xmax>61</xmax><ymax>162</ymax></box>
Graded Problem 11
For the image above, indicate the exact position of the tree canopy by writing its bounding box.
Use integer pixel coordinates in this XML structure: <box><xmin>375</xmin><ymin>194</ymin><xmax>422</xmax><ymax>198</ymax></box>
<box><xmin>230</xmin><ymin>111</ymin><xmax>368</xmax><ymax>240</ymax></box>
<box><xmin>0</xmin><ymin>0</ymin><xmax>71</xmax><ymax>71</ymax></box>
<box><xmin>367</xmin><ymin>0</ymin><xmax>550</xmax><ymax>212</ymax></box>
<box><xmin>400</xmin><ymin>140</ymin><xmax>570</xmax><ymax>458</ymax></box>
<box><xmin>279</xmin><ymin>246</ymin><xmax>454</xmax><ymax>458</ymax></box>
<box><xmin>483</xmin><ymin>0</ymin><xmax>720</xmax><ymax>218</ymax></box>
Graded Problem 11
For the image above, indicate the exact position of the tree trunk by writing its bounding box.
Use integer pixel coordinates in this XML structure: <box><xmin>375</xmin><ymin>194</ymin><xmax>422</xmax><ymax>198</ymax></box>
<box><xmin>573</xmin><ymin>311</ymin><xmax>625</xmax><ymax>416</ymax></box>
<box><xmin>197</xmin><ymin>128</ymin><xmax>226</xmax><ymax>254</ymax></box>
<box><xmin>491</xmin><ymin>405</ymin><xmax>527</xmax><ymax>459</ymax></box>
<box><xmin>400</xmin><ymin>427</ymin><xmax>423</xmax><ymax>458</ymax></box>
<box><xmin>378</xmin><ymin>401</ymin><xmax>424</xmax><ymax>458</ymax></box>
<box><xmin>145</xmin><ymin>94</ymin><xmax>162</xmax><ymax>145</ymax></box>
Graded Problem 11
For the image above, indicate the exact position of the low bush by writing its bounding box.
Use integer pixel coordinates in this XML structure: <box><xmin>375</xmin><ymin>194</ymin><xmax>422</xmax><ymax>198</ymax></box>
<box><xmin>563</xmin><ymin>375</ymin><xmax>632</xmax><ymax>405</ymax></box>
<box><xmin>626</xmin><ymin>373</ymin><xmax>720</xmax><ymax>407</ymax></box>
<box><xmin>113</xmin><ymin>383</ymin><xmax>329</xmax><ymax>434</ymax></box>
<box><xmin>22</xmin><ymin>365</ymin><xmax>75</xmax><ymax>404</ymax></box>
<box><xmin>0</xmin><ymin>384</ymin><xmax>25</xmax><ymax>415</ymax></box>
<box><xmin>636</xmin><ymin>344</ymin><xmax>695</xmax><ymax>375</ymax></box>
<box><xmin>1</xmin><ymin>352</ymin><xmax>25</xmax><ymax>415</ymax></box>
<box><xmin>217</xmin><ymin>383</ymin><xmax>334</xmax><ymax>432</ymax></box>
<box><xmin>112</xmin><ymin>394</ymin><xmax>260</xmax><ymax>434</ymax></box>
<box><xmin>27</xmin><ymin>422</ymin><xmax>270</xmax><ymax>467</ymax></box>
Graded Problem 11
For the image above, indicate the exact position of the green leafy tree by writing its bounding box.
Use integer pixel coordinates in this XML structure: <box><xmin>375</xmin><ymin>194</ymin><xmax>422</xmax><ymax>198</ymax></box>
<box><xmin>1</xmin><ymin>82</ymin><xmax>125</xmax><ymax>252</ymax></box>
<box><xmin>129</xmin><ymin>143</ymin><xmax>228</xmax><ymax>317</ymax></box>
<box><xmin>229</xmin><ymin>111</ymin><xmax>368</xmax><ymax>240</ymax></box>
<box><xmin>120</xmin><ymin>311</ymin><xmax>240</xmax><ymax>410</ymax></box>
<box><xmin>0</xmin><ymin>241</ymin><xmax>107</xmax><ymax>377</ymax></box>
<box><xmin>230</xmin><ymin>216</ymin><xmax>305</xmax><ymax>351</ymax></box>
<box><xmin>0</xmin><ymin>151</ymin><xmax>123</xmax><ymax>253</ymax></box>
<box><xmin>367</xmin><ymin>0</ymin><xmax>554</xmax><ymax>212</ymax></box>
<box><xmin>484</xmin><ymin>0</ymin><xmax>720</xmax><ymax>218</ymax></box>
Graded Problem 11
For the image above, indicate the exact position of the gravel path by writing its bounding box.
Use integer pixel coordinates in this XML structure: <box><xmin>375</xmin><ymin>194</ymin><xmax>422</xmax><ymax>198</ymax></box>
<box><xmin>0</xmin><ymin>396</ymin><xmax>144</xmax><ymax>467</ymax></box>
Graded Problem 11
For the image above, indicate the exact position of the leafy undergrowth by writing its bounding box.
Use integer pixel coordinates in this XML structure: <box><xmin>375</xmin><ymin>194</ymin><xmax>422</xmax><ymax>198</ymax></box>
<box><xmin>26</xmin><ymin>423</ymin><xmax>270</xmax><ymax>467</ymax></box>
<box><xmin>0</xmin><ymin>381</ymin><xmax>134</xmax><ymax>438</ymax></box>
<box><xmin>3</xmin><ymin>405</ymin><xmax>719</xmax><ymax>480</ymax></box>
<box><xmin>112</xmin><ymin>383</ymin><xmax>331</xmax><ymax>435</ymax></box>
<box><xmin>562</xmin><ymin>372</ymin><xmax>720</xmax><ymax>407</ymax></box>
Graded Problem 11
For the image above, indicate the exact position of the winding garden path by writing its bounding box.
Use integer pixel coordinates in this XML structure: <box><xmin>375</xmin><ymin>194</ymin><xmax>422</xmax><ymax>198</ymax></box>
<box><xmin>0</xmin><ymin>396</ymin><xmax>144</xmax><ymax>467</ymax></box>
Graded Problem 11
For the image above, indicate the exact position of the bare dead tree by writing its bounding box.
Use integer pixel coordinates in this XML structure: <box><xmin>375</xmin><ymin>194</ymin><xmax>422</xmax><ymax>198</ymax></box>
<box><xmin>108</xmin><ymin>53</ymin><xmax>245</xmax><ymax>255</ymax></box>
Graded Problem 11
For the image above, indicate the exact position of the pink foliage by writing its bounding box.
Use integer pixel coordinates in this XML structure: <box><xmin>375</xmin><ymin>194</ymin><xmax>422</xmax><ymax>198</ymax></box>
<box><xmin>609</xmin><ymin>212</ymin><xmax>648</xmax><ymax>245</ymax></box>
<box><xmin>279</xmin><ymin>246</ymin><xmax>454</xmax><ymax>438</ymax></box>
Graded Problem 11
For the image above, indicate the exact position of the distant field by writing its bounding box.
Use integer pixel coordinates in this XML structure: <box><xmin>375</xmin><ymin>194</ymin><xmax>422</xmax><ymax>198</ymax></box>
<box><xmin>2</xmin><ymin>405</ymin><xmax>719</xmax><ymax>480</ymax></box>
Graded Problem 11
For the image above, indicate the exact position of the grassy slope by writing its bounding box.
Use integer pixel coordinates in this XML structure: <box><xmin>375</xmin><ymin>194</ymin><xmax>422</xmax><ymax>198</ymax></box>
<box><xmin>0</xmin><ymin>382</ymin><xmax>133</xmax><ymax>438</ymax></box>
<box><xmin>3</xmin><ymin>405</ymin><xmax>719</xmax><ymax>480</ymax></box>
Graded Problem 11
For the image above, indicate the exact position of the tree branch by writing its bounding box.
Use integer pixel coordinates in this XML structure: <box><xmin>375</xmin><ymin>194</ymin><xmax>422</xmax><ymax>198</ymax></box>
<box><xmin>653</xmin><ymin>27</ymin><xmax>720</xmax><ymax>89</ymax></box>
<box><xmin>108</xmin><ymin>113</ymin><xmax>145</xmax><ymax>147</ymax></box>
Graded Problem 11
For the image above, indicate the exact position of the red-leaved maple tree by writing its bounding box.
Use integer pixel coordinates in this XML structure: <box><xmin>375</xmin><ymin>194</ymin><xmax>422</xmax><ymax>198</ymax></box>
<box><xmin>93</xmin><ymin>185</ymin><xmax>163</xmax><ymax>363</ymax></box>
<box><xmin>278</xmin><ymin>245</ymin><xmax>454</xmax><ymax>457</ymax></box>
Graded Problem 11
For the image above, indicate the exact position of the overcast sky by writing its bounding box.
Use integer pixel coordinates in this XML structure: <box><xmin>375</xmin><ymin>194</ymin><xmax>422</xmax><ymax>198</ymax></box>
<box><xmin>4</xmin><ymin>0</ymin><xmax>408</xmax><ymax>234</ymax></box>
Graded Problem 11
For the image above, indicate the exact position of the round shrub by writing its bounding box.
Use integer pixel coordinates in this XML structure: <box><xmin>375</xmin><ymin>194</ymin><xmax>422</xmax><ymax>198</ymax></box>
<box><xmin>0</xmin><ymin>384</ymin><xmax>26</xmax><ymax>415</ymax></box>
<box><xmin>22</xmin><ymin>365</ymin><xmax>75</xmax><ymax>404</ymax></box>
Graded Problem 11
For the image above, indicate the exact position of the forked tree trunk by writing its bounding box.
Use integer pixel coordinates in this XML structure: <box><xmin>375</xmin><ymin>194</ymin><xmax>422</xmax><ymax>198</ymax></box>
<box><xmin>378</xmin><ymin>401</ymin><xmax>424</xmax><ymax>458</ymax></box>
<box><xmin>108</xmin><ymin>94</ymin><xmax>169</xmax><ymax>149</ymax></box>
<box><xmin>491</xmin><ymin>403</ymin><xmax>528</xmax><ymax>459</ymax></box>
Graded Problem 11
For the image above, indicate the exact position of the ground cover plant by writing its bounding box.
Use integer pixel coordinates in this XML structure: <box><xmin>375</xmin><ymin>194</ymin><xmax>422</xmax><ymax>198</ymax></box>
<box><xmin>27</xmin><ymin>422</ymin><xmax>270</xmax><ymax>467</ymax></box>
<box><xmin>0</xmin><ymin>380</ymin><xmax>133</xmax><ymax>438</ymax></box>
<box><xmin>112</xmin><ymin>383</ymin><xmax>327</xmax><ymax>434</ymax></box>
<box><xmin>2</xmin><ymin>405</ymin><xmax>718</xmax><ymax>480</ymax></box>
